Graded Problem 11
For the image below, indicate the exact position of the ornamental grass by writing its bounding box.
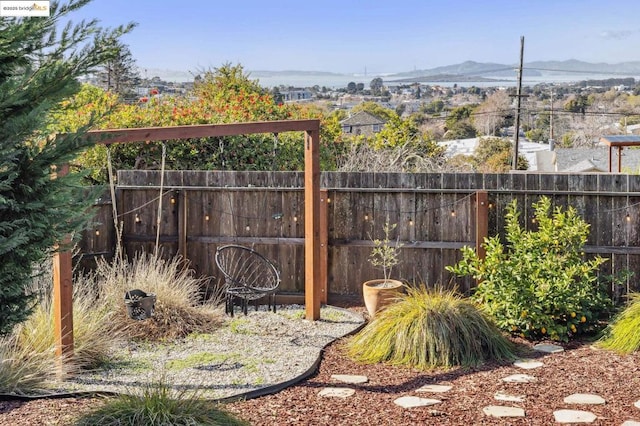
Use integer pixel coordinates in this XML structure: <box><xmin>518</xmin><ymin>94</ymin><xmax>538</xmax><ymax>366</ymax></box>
<box><xmin>598</xmin><ymin>292</ymin><xmax>640</xmax><ymax>354</ymax></box>
<box><xmin>75</xmin><ymin>375</ymin><xmax>248</xmax><ymax>426</ymax></box>
<box><xmin>346</xmin><ymin>285</ymin><xmax>516</xmax><ymax>369</ymax></box>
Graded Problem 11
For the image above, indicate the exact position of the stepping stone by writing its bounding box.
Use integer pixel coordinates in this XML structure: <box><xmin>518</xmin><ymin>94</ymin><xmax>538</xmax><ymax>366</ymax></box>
<box><xmin>494</xmin><ymin>391</ymin><xmax>525</xmax><ymax>403</ymax></box>
<box><xmin>318</xmin><ymin>387</ymin><xmax>355</xmax><ymax>398</ymax></box>
<box><xmin>331</xmin><ymin>374</ymin><xmax>368</xmax><ymax>384</ymax></box>
<box><xmin>393</xmin><ymin>396</ymin><xmax>441</xmax><ymax>408</ymax></box>
<box><xmin>635</xmin><ymin>400</ymin><xmax>640</xmax><ymax>409</ymax></box>
<box><xmin>553</xmin><ymin>409</ymin><xmax>597</xmax><ymax>423</ymax></box>
<box><xmin>564</xmin><ymin>393</ymin><xmax>606</xmax><ymax>405</ymax></box>
<box><xmin>483</xmin><ymin>405</ymin><xmax>525</xmax><ymax>418</ymax></box>
<box><xmin>416</xmin><ymin>384</ymin><xmax>452</xmax><ymax>393</ymax></box>
<box><xmin>621</xmin><ymin>421</ymin><xmax>640</xmax><ymax>426</ymax></box>
<box><xmin>533</xmin><ymin>343</ymin><xmax>564</xmax><ymax>353</ymax></box>
<box><xmin>514</xmin><ymin>359</ymin><xmax>544</xmax><ymax>369</ymax></box>
<box><xmin>502</xmin><ymin>374</ymin><xmax>537</xmax><ymax>383</ymax></box>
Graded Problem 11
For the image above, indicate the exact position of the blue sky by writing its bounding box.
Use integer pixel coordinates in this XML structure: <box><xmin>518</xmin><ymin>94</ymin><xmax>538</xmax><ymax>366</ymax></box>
<box><xmin>69</xmin><ymin>0</ymin><xmax>640</xmax><ymax>75</ymax></box>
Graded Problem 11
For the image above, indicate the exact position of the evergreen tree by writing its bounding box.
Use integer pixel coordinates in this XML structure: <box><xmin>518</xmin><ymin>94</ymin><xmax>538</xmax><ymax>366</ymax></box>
<box><xmin>0</xmin><ymin>0</ymin><xmax>134</xmax><ymax>335</ymax></box>
<box><xmin>97</xmin><ymin>38</ymin><xmax>140</xmax><ymax>99</ymax></box>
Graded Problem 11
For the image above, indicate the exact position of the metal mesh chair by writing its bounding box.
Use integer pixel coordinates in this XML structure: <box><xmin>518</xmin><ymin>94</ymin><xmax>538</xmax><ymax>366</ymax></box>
<box><xmin>214</xmin><ymin>244</ymin><xmax>281</xmax><ymax>316</ymax></box>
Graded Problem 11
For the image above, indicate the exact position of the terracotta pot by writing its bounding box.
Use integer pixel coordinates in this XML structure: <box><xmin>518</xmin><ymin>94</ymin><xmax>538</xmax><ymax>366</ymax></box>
<box><xmin>362</xmin><ymin>279</ymin><xmax>403</xmax><ymax>318</ymax></box>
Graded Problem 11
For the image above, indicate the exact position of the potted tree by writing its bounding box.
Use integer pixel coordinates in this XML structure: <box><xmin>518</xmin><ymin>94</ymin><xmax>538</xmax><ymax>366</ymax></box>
<box><xmin>363</xmin><ymin>220</ymin><xmax>404</xmax><ymax>317</ymax></box>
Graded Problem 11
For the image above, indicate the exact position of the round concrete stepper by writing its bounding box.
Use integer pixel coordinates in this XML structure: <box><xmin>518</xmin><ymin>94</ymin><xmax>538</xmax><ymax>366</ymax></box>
<box><xmin>502</xmin><ymin>373</ymin><xmax>537</xmax><ymax>383</ymax></box>
<box><xmin>563</xmin><ymin>393</ymin><xmax>606</xmax><ymax>405</ymax></box>
<box><xmin>330</xmin><ymin>374</ymin><xmax>369</xmax><ymax>384</ymax></box>
<box><xmin>483</xmin><ymin>405</ymin><xmax>526</xmax><ymax>418</ymax></box>
<box><xmin>494</xmin><ymin>391</ymin><xmax>525</xmax><ymax>403</ymax></box>
<box><xmin>621</xmin><ymin>420</ymin><xmax>640</xmax><ymax>426</ymax></box>
<box><xmin>634</xmin><ymin>400</ymin><xmax>640</xmax><ymax>409</ymax></box>
<box><xmin>553</xmin><ymin>409</ymin><xmax>597</xmax><ymax>424</ymax></box>
<box><xmin>318</xmin><ymin>387</ymin><xmax>355</xmax><ymax>398</ymax></box>
<box><xmin>533</xmin><ymin>343</ymin><xmax>564</xmax><ymax>353</ymax></box>
<box><xmin>415</xmin><ymin>384</ymin><xmax>453</xmax><ymax>393</ymax></box>
<box><xmin>513</xmin><ymin>358</ymin><xmax>544</xmax><ymax>369</ymax></box>
<box><xmin>393</xmin><ymin>396</ymin><xmax>442</xmax><ymax>408</ymax></box>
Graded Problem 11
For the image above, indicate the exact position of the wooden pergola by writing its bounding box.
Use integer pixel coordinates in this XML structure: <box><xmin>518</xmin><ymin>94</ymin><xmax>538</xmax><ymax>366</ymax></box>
<box><xmin>53</xmin><ymin>119</ymin><xmax>323</xmax><ymax>360</ymax></box>
<box><xmin>599</xmin><ymin>135</ymin><xmax>640</xmax><ymax>172</ymax></box>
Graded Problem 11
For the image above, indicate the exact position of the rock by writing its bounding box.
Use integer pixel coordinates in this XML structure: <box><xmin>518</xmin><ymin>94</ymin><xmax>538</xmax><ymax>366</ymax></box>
<box><xmin>318</xmin><ymin>387</ymin><xmax>355</xmax><ymax>398</ymax></box>
<box><xmin>634</xmin><ymin>400</ymin><xmax>640</xmax><ymax>409</ymax></box>
<box><xmin>513</xmin><ymin>359</ymin><xmax>544</xmax><ymax>369</ymax></box>
<box><xmin>502</xmin><ymin>374</ymin><xmax>537</xmax><ymax>383</ymax></box>
<box><xmin>416</xmin><ymin>384</ymin><xmax>452</xmax><ymax>393</ymax></box>
<box><xmin>330</xmin><ymin>374</ymin><xmax>368</xmax><ymax>384</ymax></box>
<box><xmin>621</xmin><ymin>421</ymin><xmax>640</xmax><ymax>426</ymax></box>
<box><xmin>483</xmin><ymin>405</ymin><xmax>525</xmax><ymax>418</ymax></box>
<box><xmin>553</xmin><ymin>409</ymin><xmax>597</xmax><ymax>423</ymax></box>
<box><xmin>563</xmin><ymin>393</ymin><xmax>606</xmax><ymax>405</ymax></box>
<box><xmin>533</xmin><ymin>343</ymin><xmax>564</xmax><ymax>353</ymax></box>
<box><xmin>494</xmin><ymin>391</ymin><xmax>525</xmax><ymax>402</ymax></box>
<box><xmin>393</xmin><ymin>396</ymin><xmax>441</xmax><ymax>408</ymax></box>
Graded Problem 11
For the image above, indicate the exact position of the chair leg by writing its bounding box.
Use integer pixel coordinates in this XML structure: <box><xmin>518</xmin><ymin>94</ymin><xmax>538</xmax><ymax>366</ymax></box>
<box><xmin>272</xmin><ymin>293</ymin><xmax>277</xmax><ymax>313</ymax></box>
<box><xmin>243</xmin><ymin>298</ymin><xmax>248</xmax><ymax>315</ymax></box>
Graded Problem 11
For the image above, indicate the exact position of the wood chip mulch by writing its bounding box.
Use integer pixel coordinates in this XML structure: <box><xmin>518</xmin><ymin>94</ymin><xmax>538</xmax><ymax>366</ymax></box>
<box><xmin>2</xmin><ymin>324</ymin><xmax>640</xmax><ymax>425</ymax></box>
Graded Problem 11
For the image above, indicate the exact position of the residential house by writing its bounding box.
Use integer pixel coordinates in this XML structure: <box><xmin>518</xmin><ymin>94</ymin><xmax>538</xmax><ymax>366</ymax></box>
<box><xmin>340</xmin><ymin>111</ymin><xmax>387</xmax><ymax>136</ymax></box>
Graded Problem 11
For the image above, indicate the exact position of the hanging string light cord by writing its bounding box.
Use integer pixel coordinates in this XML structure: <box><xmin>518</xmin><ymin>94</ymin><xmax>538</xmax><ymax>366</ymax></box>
<box><xmin>154</xmin><ymin>142</ymin><xmax>167</xmax><ymax>257</ymax></box>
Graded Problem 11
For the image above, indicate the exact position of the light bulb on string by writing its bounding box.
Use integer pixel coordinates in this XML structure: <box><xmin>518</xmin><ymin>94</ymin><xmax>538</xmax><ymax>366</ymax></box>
<box><xmin>626</xmin><ymin>212</ymin><xmax>631</xmax><ymax>223</ymax></box>
<box><xmin>205</xmin><ymin>215</ymin><xmax>210</xmax><ymax>221</ymax></box>
<box><xmin>293</xmin><ymin>216</ymin><xmax>298</xmax><ymax>223</ymax></box>
<box><xmin>409</xmin><ymin>218</ymin><xmax>414</xmax><ymax>226</ymax></box>
<box><xmin>170</xmin><ymin>197</ymin><xmax>176</xmax><ymax>204</ymax></box>
<box><xmin>364</xmin><ymin>214</ymin><xmax>369</xmax><ymax>221</ymax></box>
<box><xmin>95</xmin><ymin>230</ymin><xmax>100</xmax><ymax>236</ymax></box>
<box><xmin>135</xmin><ymin>214</ymin><xmax>141</xmax><ymax>223</ymax></box>
<box><xmin>450</xmin><ymin>210</ymin><xmax>456</xmax><ymax>217</ymax></box>
<box><xmin>245</xmin><ymin>225</ymin><xmax>250</xmax><ymax>231</ymax></box>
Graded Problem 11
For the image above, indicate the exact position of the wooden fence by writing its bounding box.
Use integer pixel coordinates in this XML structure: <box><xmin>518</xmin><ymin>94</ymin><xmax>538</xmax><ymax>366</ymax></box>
<box><xmin>77</xmin><ymin>171</ymin><xmax>640</xmax><ymax>302</ymax></box>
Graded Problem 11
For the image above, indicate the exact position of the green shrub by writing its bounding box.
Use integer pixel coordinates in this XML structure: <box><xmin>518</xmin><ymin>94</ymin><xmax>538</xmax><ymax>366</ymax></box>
<box><xmin>446</xmin><ymin>196</ymin><xmax>612</xmax><ymax>342</ymax></box>
<box><xmin>345</xmin><ymin>286</ymin><xmax>516</xmax><ymax>369</ymax></box>
<box><xmin>598</xmin><ymin>293</ymin><xmax>640</xmax><ymax>354</ymax></box>
<box><xmin>75</xmin><ymin>376</ymin><xmax>248</xmax><ymax>426</ymax></box>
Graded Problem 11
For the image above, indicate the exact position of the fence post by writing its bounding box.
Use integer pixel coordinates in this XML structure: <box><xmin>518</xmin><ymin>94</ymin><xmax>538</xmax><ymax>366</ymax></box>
<box><xmin>475</xmin><ymin>190</ymin><xmax>489</xmax><ymax>261</ymax></box>
<box><xmin>178</xmin><ymin>190</ymin><xmax>188</xmax><ymax>259</ymax></box>
<box><xmin>320</xmin><ymin>189</ymin><xmax>329</xmax><ymax>304</ymax></box>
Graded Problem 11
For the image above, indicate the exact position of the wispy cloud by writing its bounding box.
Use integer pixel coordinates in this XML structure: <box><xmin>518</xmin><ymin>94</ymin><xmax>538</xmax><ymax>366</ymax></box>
<box><xmin>599</xmin><ymin>29</ymin><xmax>638</xmax><ymax>40</ymax></box>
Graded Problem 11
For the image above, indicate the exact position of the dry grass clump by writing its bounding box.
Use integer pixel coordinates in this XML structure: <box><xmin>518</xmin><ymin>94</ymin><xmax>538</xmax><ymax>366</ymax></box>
<box><xmin>97</xmin><ymin>253</ymin><xmax>223</xmax><ymax>341</ymax></box>
<box><xmin>0</xmin><ymin>336</ymin><xmax>66</xmax><ymax>395</ymax></box>
<box><xmin>346</xmin><ymin>285</ymin><xmax>516</xmax><ymax>369</ymax></box>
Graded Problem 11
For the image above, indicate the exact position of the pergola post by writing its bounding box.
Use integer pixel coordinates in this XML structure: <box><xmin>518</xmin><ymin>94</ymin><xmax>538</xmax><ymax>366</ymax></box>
<box><xmin>53</xmin><ymin>164</ymin><xmax>74</xmax><ymax>363</ymax></box>
<box><xmin>304</xmin><ymin>123</ymin><xmax>322</xmax><ymax>320</ymax></box>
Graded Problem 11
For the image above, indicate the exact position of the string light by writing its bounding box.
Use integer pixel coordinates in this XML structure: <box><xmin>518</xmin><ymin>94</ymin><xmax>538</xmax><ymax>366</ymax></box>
<box><xmin>532</xmin><ymin>218</ymin><xmax>537</xmax><ymax>224</ymax></box>
<box><xmin>364</xmin><ymin>214</ymin><xmax>369</xmax><ymax>221</ymax></box>
<box><xmin>326</xmin><ymin>197</ymin><xmax>331</xmax><ymax>204</ymax></box>
<box><xmin>626</xmin><ymin>212</ymin><xmax>631</xmax><ymax>222</ymax></box>
<box><xmin>293</xmin><ymin>216</ymin><xmax>298</xmax><ymax>222</ymax></box>
<box><xmin>205</xmin><ymin>215</ymin><xmax>210</xmax><ymax>221</ymax></box>
<box><xmin>450</xmin><ymin>210</ymin><xmax>456</xmax><ymax>217</ymax></box>
<box><xmin>245</xmin><ymin>225</ymin><xmax>251</xmax><ymax>231</ymax></box>
<box><xmin>135</xmin><ymin>214</ymin><xmax>141</xmax><ymax>223</ymax></box>
<box><xmin>409</xmin><ymin>218</ymin><xmax>414</xmax><ymax>226</ymax></box>
<box><xmin>95</xmin><ymin>230</ymin><xmax>100</xmax><ymax>236</ymax></box>
<box><xmin>488</xmin><ymin>202</ymin><xmax>494</xmax><ymax>209</ymax></box>
<box><xmin>170</xmin><ymin>197</ymin><xmax>176</xmax><ymax>204</ymax></box>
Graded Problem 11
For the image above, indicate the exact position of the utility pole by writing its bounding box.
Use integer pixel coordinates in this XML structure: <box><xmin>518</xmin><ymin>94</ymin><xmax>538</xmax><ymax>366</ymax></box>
<box><xmin>550</xmin><ymin>89</ymin><xmax>556</xmax><ymax>151</ymax></box>
<box><xmin>511</xmin><ymin>36</ymin><xmax>526</xmax><ymax>170</ymax></box>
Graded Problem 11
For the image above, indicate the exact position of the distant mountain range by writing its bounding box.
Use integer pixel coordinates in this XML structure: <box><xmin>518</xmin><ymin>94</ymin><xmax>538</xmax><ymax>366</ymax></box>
<box><xmin>144</xmin><ymin>60</ymin><xmax>640</xmax><ymax>83</ymax></box>
<box><xmin>387</xmin><ymin>60</ymin><xmax>640</xmax><ymax>81</ymax></box>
